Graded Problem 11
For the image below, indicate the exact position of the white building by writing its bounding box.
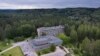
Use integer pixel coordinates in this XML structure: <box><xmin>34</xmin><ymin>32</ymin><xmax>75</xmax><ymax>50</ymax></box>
<box><xmin>37</xmin><ymin>25</ymin><xmax>64</xmax><ymax>36</ymax></box>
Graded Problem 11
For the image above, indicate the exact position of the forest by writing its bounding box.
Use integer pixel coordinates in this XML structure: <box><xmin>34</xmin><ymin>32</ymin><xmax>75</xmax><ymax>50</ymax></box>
<box><xmin>0</xmin><ymin>8</ymin><xmax>100</xmax><ymax>56</ymax></box>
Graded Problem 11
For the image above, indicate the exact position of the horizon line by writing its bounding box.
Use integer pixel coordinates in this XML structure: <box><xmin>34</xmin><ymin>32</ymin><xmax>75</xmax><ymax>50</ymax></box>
<box><xmin>0</xmin><ymin>7</ymin><xmax>100</xmax><ymax>10</ymax></box>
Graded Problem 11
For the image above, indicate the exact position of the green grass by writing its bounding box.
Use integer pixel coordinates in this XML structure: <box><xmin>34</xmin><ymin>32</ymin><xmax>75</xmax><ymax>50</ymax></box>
<box><xmin>0</xmin><ymin>46</ymin><xmax>24</xmax><ymax>56</ymax></box>
<box><xmin>0</xmin><ymin>42</ymin><xmax>12</xmax><ymax>52</ymax></box>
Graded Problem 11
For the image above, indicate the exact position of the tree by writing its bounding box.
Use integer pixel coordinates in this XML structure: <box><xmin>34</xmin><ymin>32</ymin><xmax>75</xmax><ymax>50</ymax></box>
<box><xmin>17</xmin><ymin>24</ymin><xmax>33</xmax><ymax>37</ymax></box>
<box><xmin>4</xmin><ymin>24</ymin><xmax>12</xmax><ymax>39</ymax></box>
<box><xmin>95</xmin><ymin>29</ymin><xmax>100</xmax><ymax>39</ymax></box>
<box><xmin>80</xmin><ymin>37</ymin><xmax>90</xmax><ymax>51</ymax></box>
<box><xmin>70</xmin><ymin>29</ymin><xmax>78</xmax><ymax>45</ymax></box>
<box><xmin>0</xmin><ymin>27</ymin><xmax>4</xmax><ymax>40</ymax></box>
<box><xmin>81</xmin><ymin>38</ymin><xmax>100</xmax><ymax>56</ymax></box>
<box><xmin>58</xmin><ymin>33</ymin><xmax>70</xmax><ymax>45</ymax></box>
<box><xmin>77</xmin><ymin>24</ymin><xmax>85</xmax><ymax>42</ymax></box>
<box><xmin>92</xmin><ymin>40</ymin><xmax>100</xmax><ymax>56</ymax></box>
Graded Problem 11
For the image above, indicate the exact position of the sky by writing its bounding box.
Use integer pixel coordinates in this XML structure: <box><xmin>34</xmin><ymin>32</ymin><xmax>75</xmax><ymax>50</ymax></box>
<box><xmin>0</xmin><ymin>0</ymin><xmax>100</xmax><ymax>9</ymax></box>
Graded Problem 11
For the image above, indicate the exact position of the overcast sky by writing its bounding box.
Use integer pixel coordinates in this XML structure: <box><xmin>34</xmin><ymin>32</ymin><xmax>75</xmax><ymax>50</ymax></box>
<box><xmin>0</xmin><ymin>0</ymin><xmax>100</xmax><ymax>9</ymax></box>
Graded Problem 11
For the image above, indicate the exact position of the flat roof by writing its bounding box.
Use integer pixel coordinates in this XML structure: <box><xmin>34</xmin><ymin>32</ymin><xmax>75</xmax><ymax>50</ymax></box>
<box><xmin>29</xmin><ymin>35</ymin><xmax>62</xmax><ymax>45</ymax></box>
<box><xmin>37</xmin><ymin>25</ymin><xmax>64</xmax><ymax>30</ymax></box>
<box><xmin>34</xmin><ymin>37</ymin><xmax>49</xmax><ymax>42</ymax></box>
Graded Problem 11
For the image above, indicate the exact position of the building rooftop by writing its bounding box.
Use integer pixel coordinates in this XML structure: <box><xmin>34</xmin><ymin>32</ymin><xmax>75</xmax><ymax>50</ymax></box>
<box><xmin>37</xmin><ymin>25</ymin><xmax>64</xmax><ymax>30</ymax></box>
<box><xmin>34</xmin><ymin>37</ymin><xmax>49</xmax><ymax>42</ymax></box>
<box><xmin>29</xmin><ymin>35</ymin><xmax>62</xmax><ymax>47</ymax></box>
<box><xmin>33</xmin><ymin>37</ymin><xmax>49</xmax><ymax>46</ymax></box>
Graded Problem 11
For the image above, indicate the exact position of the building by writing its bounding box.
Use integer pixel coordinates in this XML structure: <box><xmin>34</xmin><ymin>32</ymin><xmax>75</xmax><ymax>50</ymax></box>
<box><xmin>37</xmin><ymin>25</ymin><xmax>64</xmax><ymax>36</ymax></box>
<box><xmin>14</xmin><ymin>25</ymin><xmax>70</xmax><ymax>56</ymax></box>
<box><xmin>28</xmin><ymin>35</ymin><xmax>62</xmax><ymax>51</ymax></box>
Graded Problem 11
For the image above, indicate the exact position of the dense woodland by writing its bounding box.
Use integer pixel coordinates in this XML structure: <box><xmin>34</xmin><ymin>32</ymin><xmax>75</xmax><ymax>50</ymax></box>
<box><xmin>0</xmin><ymin>8</ymin><xmax>100</xmax><ymax>56</ymax></box>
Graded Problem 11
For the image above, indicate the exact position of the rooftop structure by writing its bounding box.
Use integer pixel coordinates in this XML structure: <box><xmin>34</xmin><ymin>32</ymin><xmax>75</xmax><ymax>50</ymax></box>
<box><xmin>38</xmin><ymin>25</ymin><xmax>64</xmax><ymax>30</ymax></box>
<box><xmin>37</xmin><ymin>25</ymin><xmax>64</xmax><ymax>36</ymax></box>
<box><xmin>28</xmin><ymin>36</ymin><xmax>62</xmax><ymax>51</ymax></box>
<box><xmin>33</xmin><ymin>37</ymin><xmax>49</xmax><ymax>46</ymax></box>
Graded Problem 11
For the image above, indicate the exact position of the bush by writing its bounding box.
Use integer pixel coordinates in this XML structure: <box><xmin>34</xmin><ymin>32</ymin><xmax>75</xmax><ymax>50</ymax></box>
<box><xmin>14</xmin><ymin>36</ymin><xmax>25</xmax><ymax>42</ymax></box>
<box><xmin>0</xmin><ymin>49</ymin><xmax>2</xmax><ymax>52</ymax></box>
<box><xmin>57</xmin><ymin>33</ymin><xmax>71</xmax><ymax>46</ymax></box>
<box><xmin>50</xmin><ymin>44</ymin><xmax>56</xmax><ymax>52</ymax></box>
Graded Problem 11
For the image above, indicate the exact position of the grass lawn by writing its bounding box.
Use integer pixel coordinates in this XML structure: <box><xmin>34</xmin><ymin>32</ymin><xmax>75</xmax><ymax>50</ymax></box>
<box><xmin>0</xmin><ymin>46</ymin><xmax>24</xmax><ymax>56</ymax></box>
<box><xmin>0</xmin><ymin>42</ymin><xmax>12</xmax><ymax>52</ymax></box>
